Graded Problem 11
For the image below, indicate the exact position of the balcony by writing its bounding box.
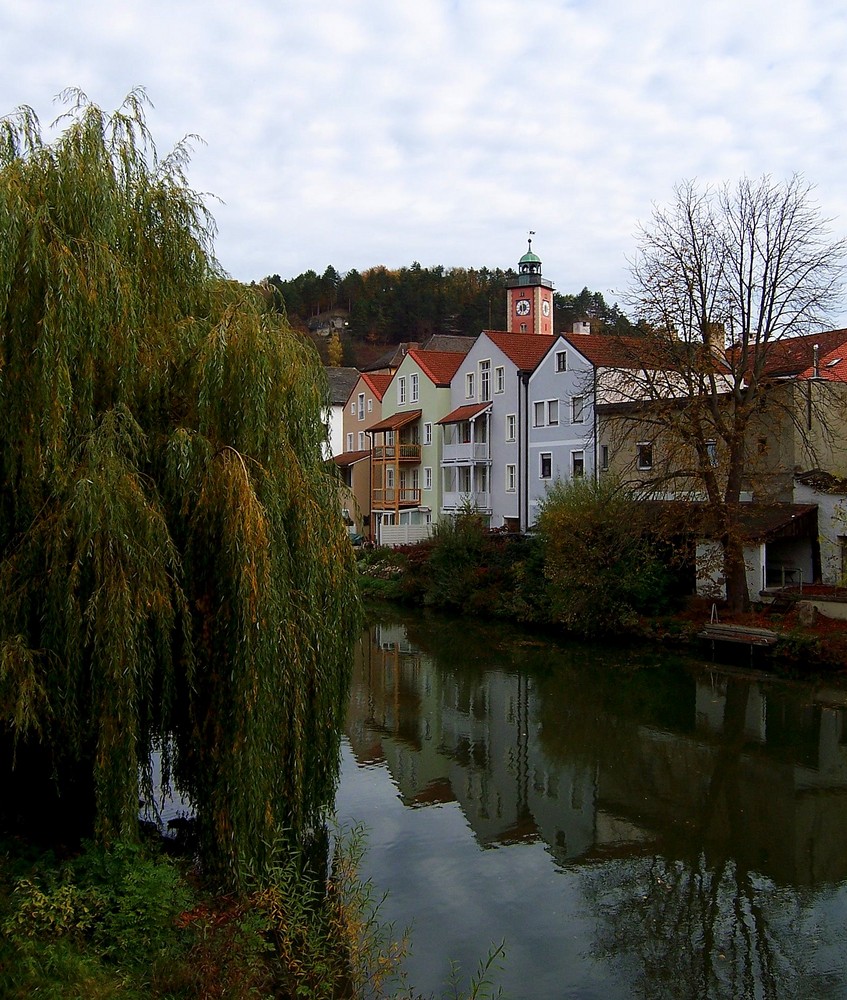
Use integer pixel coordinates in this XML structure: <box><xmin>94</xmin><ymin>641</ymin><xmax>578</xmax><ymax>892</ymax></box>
<box><xmin>442</xmin><ymin>442</ymin><xmax>490</xmax><ymax>465</ymax></box>
<box><xmin>442</xmin><ymin>491</ymin><xmax>491</xmax><ymax>513</ymax></box>
<box><xmin>372</xmin><ymin>443</ymin><xmax>422</xmax><ymax>463</ymax></box>
<box><xmin>372</xmin><ymin>487</ymin><xmax>422</xmax><ymax>510</ymax></box>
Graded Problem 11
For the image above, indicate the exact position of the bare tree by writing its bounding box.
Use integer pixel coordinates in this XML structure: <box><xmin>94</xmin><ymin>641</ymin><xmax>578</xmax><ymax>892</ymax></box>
<box><xmin>608</xmin><ymin>175</ymin><xmax>846</xmax><ymax>610</ymax></box>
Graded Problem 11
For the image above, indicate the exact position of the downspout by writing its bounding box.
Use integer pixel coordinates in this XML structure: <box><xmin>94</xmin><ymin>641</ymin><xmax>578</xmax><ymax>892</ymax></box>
<box><xmin>518</xmin><ymin>370</ymin><xmax>530</xmax><ymax>531</ymax></box>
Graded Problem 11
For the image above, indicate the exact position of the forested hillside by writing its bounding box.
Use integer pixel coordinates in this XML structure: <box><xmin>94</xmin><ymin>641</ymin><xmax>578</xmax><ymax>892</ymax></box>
<box><xmin>263</xmin><ymin>263</ymin><xmax>636</xmax><ymax>345</ymax></box>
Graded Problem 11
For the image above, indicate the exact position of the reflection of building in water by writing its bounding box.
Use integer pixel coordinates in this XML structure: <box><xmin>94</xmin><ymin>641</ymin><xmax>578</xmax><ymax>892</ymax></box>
<box><xmin>345</xmin><ymin>623</ymin><xmax>847</xmax><ymax>886</ymax></box>
<box><xmin>346</xmin><ymin>624</ymin><xmax>596</xmax><ymax>856</ymax></box>
<box><xmin>590</xmin><ymin>675</ymin><xmax>847</xmax><ymax>886</ymax></box>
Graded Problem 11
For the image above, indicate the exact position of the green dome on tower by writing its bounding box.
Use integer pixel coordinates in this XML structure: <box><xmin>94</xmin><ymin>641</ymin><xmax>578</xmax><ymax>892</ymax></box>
<box><xmin>518</xmin><ymin>236</ymin><xmax>542</xmax><ymax>276</ymax></box>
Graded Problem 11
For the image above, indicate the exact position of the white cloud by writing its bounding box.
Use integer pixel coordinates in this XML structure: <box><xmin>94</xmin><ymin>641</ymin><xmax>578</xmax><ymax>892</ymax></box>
<box><xmin>3</xmin><ymin>0</ymin><xmax>847</xmax><ymax>320</ymax></box>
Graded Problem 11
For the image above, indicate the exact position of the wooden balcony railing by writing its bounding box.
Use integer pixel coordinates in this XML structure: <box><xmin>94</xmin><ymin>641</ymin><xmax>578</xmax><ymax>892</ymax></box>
<box><xmin>371</xmin><ymin>487</ymin><xmax>422</xmax><ymax>509</ymax></box>
<box><xmin>372</xmin><ymin>443</ymin><xmax>421</xmax><ymax>462</ymax></box>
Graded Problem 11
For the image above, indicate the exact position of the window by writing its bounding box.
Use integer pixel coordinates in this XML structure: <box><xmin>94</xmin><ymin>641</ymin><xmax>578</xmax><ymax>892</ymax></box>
<box><xmin>520</xmin><ymin>323</ymin><xmax>527</xmax><ymax>333</ymax></box>
<box><xmin>350</xmin><ymin>401</ymin><xmax>356</xmax><ymax>415</ymax></box>
<box><xmin>358</xmin><ymin>431</ymin><xmax>365</xmax><ymax>450</ymax></box>
<box><xmin>555</xmin><ymin>351</ymin><xmax>567</xmax><ymax>373</ymax></box>
<box><xmin>357</xmin><ymin>393</ymin><xmax>365</xmax><ymax>420</ymax></box>
<box><xmin>572</xmin><ymin>451</ymin><xmax>585</xmax><ymax>477</ymax></box>
<box><xmin>706</xmin><ymin>440</ymin><xmax>718</xmax><ymax>466</ymax></box>
<box><xmin>506</xmin><ymin>414</ymin><xmax>516</xmax><ymax>442</ymax></box>
<box><xmin>636</xmin><ymin>442</ymin><xmax>653</xmax><ymax>470</ymax></box>
<box><xmin>465</xmin><ymin>372</ymin><xmax>475</xmax><ymax>399</ymax></box>
<box><xmin>411</xmin><ymin>373</ymin><xmax>419</xmax><ymax>402</ymax></box>
<box><xmin>540</xmin><ymin>453</ymin><xmax>552</xmax><ymax>479</ymax></box>
<box><xmin>495</xmin><ymin>366</ymin><xmax>505</xmax><ymax>393</ymax></box>
<box><xmin>367</xmin><ymin>398</ymin><xmax>373</xmax><ymax>413</ymax></box>
<box><xmin>534</xmin><ymin>401</ymin><xmax>545</xmax><ymax>427</ymax></box>
<box><xmin>600</xmin><ymin>444</ymin><xmax>609</xmax><ymax>471</ymax></box>
<box><xmin>423</xmin><ymin>422</ymin><xmax>432</xmax><ymax>446</ymax></box>
<box><xmin>398</xmin><ymin>376</ymin><xmax>406</xmax><ymax>405</ymax></box>
<box><xmin>346</xmin><ymin>432</ymin><xmax>353</xmax><ymax>452</ymax></box>
<box><xmin>571</xmin><ymin>396</ymin><xmax>584</xmax><ymax>424</ymax></box>
<box><xmin>506</xmin><ymin>464</ymin><xmax>516</xmax><ymax>492</ymax></box>
<box><xmin>424</xmin><ymin>467</ymin><xmax>432</xmax><ymax>491</ymax></box>
<box><xmin>547</xmin><ymin>400</ymin><xmax>559</xmax><ymax>426</ymax></box>
<box><xmin>480</xmin><ymin>360</ymin><xmax>491</xmax><ymax>402</ymax></box>
<box><xmin>386</xmin><ymin>467</ymin><xmax>395</xmax><ymax>489</ymax></box>
<box><xmin>459</xmin><ymin>467</ymin><xmax>472</xmax><ymax>492</ymax></box>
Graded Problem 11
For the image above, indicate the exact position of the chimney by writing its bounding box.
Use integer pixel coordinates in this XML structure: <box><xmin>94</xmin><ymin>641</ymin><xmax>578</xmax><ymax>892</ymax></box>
<box><xmin>572</xmin><ymin>321</ymin><xmax>590</xmax><ymax>336</ymax></box>
<box><xmin>813</xmin><ymin>343</ymin><xmax>820</xmax><ymax>378</ymax></box>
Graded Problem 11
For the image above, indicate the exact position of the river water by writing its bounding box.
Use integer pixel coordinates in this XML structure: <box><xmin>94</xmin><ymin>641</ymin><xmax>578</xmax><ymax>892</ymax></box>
<box><xmin>334</xmin><ymin>608</ymin><xmax>847</xmax><ymax>1000</ymax></box>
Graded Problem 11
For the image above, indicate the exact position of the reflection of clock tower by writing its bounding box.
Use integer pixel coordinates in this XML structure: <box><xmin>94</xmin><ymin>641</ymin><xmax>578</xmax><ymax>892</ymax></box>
<box><xmin>506</xmin><ymin>237</ymin><xmax>555</xmax><ymax>335</ymax></box>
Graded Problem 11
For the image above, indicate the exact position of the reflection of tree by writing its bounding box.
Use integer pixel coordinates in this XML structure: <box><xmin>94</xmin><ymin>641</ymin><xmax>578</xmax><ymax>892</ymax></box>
<box><xmin>582</xmin><ymin>678</ymin><xmax>843</xmax><ymax>999</ymax></box>
<box><xmin>584</xmin><ymin>853</ymin><xmax>811</xmax><ymax>1000</ymax></box>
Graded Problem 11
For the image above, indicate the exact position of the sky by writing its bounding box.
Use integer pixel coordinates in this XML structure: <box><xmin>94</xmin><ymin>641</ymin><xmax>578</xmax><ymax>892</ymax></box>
<box><xmin>4</xmin><ymin>0</ymin><xmax>847</xmax><ymax>320</ymax></box>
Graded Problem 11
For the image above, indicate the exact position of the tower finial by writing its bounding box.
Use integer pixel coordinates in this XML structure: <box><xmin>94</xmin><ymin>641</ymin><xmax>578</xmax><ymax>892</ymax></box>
<box><xmin>528</xmin><ymin>230</ymin><xmax>535</xmax><ymax>253</ymax></box>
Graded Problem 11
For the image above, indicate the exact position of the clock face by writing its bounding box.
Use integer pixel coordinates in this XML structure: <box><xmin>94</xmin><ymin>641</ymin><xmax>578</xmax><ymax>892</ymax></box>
<box><xmin>542</xmin><ymin>300</ymin><xmax>550</xmax><ymax>317</ymax></box>
<box><xmin>515</xmin><ymin>299</ymin><xmax>530</xmax><ymax>316</ymax></box>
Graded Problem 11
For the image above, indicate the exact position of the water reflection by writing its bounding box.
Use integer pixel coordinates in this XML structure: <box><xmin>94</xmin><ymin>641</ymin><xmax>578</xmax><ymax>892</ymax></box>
<box><xmin>341</xmin><ymin>611</ymin><xmax>847</xmax><ymax>999</ymax></box>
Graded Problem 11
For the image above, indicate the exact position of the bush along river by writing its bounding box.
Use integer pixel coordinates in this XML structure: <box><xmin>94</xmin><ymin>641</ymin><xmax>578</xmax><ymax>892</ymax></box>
<box><xmin>334</xmin><ymin>607</ymin><xmax>847</xmax><ymax>1000</ymax></box>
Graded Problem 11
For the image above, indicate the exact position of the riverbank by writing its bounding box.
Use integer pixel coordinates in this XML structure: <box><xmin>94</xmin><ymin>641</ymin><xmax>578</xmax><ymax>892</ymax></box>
<box><xmin>356</xmin><ymin>539</ymin><xmax>847</xmax><ymax>675</ymax></box>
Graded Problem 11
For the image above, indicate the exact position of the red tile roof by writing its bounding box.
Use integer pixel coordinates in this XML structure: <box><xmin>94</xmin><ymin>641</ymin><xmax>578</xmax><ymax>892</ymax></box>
<box><xmin>367</xmin><ymin>408</ymin><xmax>423</xmax><ymax>433</ymax></box>
<box><xmin>562</xmin><ymin>332</ymin><xmax>662</xmax><ymax>368</ymax></box>
<box><xmin>768</xmin><ymin>329</ymin><xmax>847</xmax><ymax>380</ymax></box>
<box><xmin>361</xmin><ymin>372</ymin><xmax>393</xmax><ymax>400</ymax></box>
<box><xmin>332</xmin><ymin>450</ymin><xmax>370</xmax><ymax>467</ymax></box>
<box><xmin>482</xmin><ymin>332</ymin><xmax>556</xmax><ymax>371</ymax></box>
<box><xmin>407</xmin><ymin>349</ymin><xmax>466</xmax><ymax>386</ymax></box>
<box><xmin>437</xmin><ymin>402</ymin><xmax>492</xmax><ymax>425</ymax></box>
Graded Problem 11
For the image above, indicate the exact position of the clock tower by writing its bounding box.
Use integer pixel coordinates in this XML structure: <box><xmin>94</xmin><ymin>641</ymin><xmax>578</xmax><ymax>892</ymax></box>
<box><xmin>506</xmin><ymin>237</ymin><xmax>555</xmax><ymax>335</ymax></box>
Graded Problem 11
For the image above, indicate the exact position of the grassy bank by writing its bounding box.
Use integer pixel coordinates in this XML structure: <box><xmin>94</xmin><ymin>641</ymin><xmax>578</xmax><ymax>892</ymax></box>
<box><xmin>0</xmin><ymin>830</ymin><xmax>504</xmax><ymax>1000</ymax></box>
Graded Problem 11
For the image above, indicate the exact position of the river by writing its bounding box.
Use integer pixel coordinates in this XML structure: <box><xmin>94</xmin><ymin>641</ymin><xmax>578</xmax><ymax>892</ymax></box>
<box><xmin>334</xmin><ymin>607</ymin><xmax>847</xmax><ymax>1000</ymax></box>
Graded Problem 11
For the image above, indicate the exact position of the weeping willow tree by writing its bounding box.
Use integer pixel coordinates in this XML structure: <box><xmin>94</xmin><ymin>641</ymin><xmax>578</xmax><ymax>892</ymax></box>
<box><xmin>0</xmin><ymin>89</ymin><xmax>359</xmax><ymax>888</ymax></box>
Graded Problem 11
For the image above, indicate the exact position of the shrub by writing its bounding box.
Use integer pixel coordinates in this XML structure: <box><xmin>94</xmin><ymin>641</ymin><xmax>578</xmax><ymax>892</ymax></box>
<box><xmin>537</xmin><ymin>477</ymin><xmax>673</xmax><ymax>637</ymax></box>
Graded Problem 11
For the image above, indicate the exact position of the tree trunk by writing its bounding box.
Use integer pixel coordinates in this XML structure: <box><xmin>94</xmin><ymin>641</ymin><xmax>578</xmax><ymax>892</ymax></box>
<box><xmin>723</xmin><ymin>532</ymin><xmax>750</xmax><ymax>613</ymax></box>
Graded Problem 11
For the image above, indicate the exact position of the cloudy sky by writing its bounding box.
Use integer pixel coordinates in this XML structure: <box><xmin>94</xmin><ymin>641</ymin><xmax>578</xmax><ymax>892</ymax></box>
<box><xmin>4</xmin><ymin>0</ymin><xmax>847</xmax><ymax>318</ymax></box>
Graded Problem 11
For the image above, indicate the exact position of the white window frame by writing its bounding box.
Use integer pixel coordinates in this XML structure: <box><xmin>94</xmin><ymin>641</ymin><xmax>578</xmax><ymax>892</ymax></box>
<box><xmin>357</xmin><ymin>393</ymin><xmax>365</xmax><ymax>420</ymax></box>
<box><xmin>706</xmin><ymin>439</ymin><xmax>718</xmax><ymax>466</ymax></box>
<box><xmin>540</xmin><ymin>452</ymin><xmax>552</xmax><ymax>480</ymax></box>
<box><xmin>346</xmin><ymin>432</ymin><xmax>353</xmax><ymax>452</ymax></box>
<box><xmin>506</xmin><ymin>464</ymin><xmax>516</xmax><ymax>492</ymax></box>
<box><xmin>423</xmin><ymin>422</ymin><xmax>432</xmax><ymax>446</ymax></box>
<box><xmin>495</xmin><ymin>366</ymin><xmax>505</xmax><ymax>393</ymax></box>
<box><xmin>572</xmin><ymin>450</ymin><xmax>585</xmax><ymax>477</ymax></box>
<box><xmin>506</xmin><ymin>414</ymin><xmax>516</xmax><ymax>442</ymax></box>
<box><xmin>367</xmin><ymin>398</ymin><xmax>373</xmax><ymax>413</ymax></box>
<box><xmin>571</xmin><ymin>395</ymin><xmax>585</xmax><ymax>424</ymax></box>
<box><xmin>424</xmin><ymin>466</ymin><xmax>433</xmax><ymax>491</ymax></box>
<box><xmin>398</xmin><ymin>376</ymin><xmax>407</xmax><ymax>405</ymax></box>
<box><xmin>465</xmin><ymin>372</ymin><xmax>475</xmax><ymax>399</ymax></box>
<box><xmin>636</xmin><ymin>442</ymin><xmax>653</xmax><ymax>471</ymax></box>
<box><xmin>534</xmin><ymin>401</ymin><xmax>545</xmax><ymax>427</ymax></box>
<box><xmin>358</xmin><ymin>431</ymin><xmax>365</xmax><ymax>450</ymax></box>
<box><xmin>555</xmin><ymin>351</ymin><xmax>567</xmax><ymax>373</ymax></box>
<box><xmin>600</xmin><ymin>444</ymin><xmax>609</xmax><ymax>471</ymax></box>
<box><xmin>480</xmin><ymin>360</ymin><xmax>491</xmax><ymax>402</ymax></box>
<box><xmin>547</xmin><ymin>399</ymin><xmax>559</xmax><ymax>426</ymax></box>
<box><xmin>411</xmin><ymin>373</ymin><xmax>419</xmax><ymax>403</ymax></box>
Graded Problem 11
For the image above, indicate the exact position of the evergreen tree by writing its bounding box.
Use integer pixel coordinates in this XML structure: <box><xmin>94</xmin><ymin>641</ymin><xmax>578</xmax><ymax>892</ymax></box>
<box><xmin>0</xmin><ymin>90</ymin><xmax>359</xmax><ymax>888</ymax></box>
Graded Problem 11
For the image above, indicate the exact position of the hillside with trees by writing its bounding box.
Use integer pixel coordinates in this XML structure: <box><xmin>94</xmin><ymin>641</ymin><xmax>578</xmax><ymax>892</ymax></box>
<box><xmin>263</xmin><ymin>263</ymin><xmax>636</xmax><ymax>347</ymax></box>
